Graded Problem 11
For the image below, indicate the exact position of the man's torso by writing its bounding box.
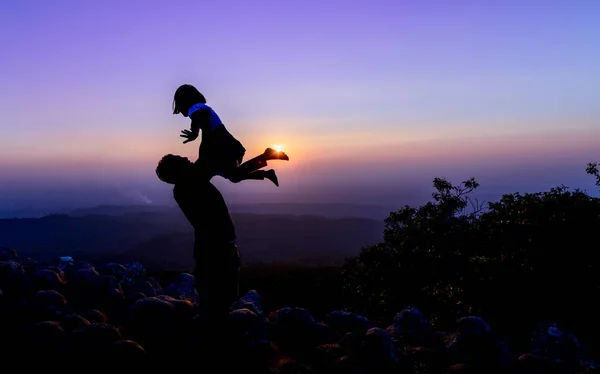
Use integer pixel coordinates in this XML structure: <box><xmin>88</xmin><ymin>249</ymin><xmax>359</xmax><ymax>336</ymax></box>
<box><xmin>173</xmin><ymin>179</ymin><xmax>236</xmax><ymax>255</ymax></box>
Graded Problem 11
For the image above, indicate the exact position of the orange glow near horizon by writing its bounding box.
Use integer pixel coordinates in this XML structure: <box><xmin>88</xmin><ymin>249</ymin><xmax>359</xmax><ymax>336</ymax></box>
<box><xmin>1</xmin><ymin>126</ymin><xmax>599</xmax><ymax>180</ymax></box>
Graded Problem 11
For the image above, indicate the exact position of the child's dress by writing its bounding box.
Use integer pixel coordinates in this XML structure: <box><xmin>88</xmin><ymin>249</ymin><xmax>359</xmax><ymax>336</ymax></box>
<box><xmin>188</xmin><ymin>103</ymin><xmax>247</xmax><ymax>180</ymax></box>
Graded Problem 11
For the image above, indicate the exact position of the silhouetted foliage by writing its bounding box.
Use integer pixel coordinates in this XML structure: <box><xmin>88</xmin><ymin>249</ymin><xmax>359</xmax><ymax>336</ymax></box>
<box><xmin>587</xmin><ymin>162</ymin><xmax>600</xmax><ymax>187</ymax></box>
<box><xmin>342</xmin><ymin>177</ymin><xmax>483</xmax><ymax>324</ymax></box>
<box><xmin>343</xmin><ymin>165</ymin><xmax>600</xmax><ymax>351</ymax></box>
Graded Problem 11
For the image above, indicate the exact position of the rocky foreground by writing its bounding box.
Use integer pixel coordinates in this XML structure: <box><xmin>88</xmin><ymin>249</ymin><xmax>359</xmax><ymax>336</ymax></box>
<box><xmin>0</xmin><ymin>247</ymin><xmax>595</xmax><ymax>373</ymax></box>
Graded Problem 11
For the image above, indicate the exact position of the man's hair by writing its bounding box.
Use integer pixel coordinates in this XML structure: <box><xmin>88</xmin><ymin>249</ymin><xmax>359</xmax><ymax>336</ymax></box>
<box><xmin>156</xmin><ymin>154</ymin><xmax>190</xmax><ymax>184</ymax></box>
<box><xmin>173</xmin><ymin>84</ymin><xmax>207</xmax><ymax>115</ymax></box>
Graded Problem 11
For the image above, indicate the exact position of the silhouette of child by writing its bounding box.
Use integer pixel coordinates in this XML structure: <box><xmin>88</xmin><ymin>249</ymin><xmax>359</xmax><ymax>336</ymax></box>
<box><xmin>172</xmin><ymin>84</ymin><xmax>289</xmax><ymax>186</ymax></box>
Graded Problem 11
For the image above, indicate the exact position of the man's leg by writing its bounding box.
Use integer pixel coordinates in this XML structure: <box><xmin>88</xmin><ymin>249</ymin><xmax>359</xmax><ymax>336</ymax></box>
<box><xmin>193</xmin><ymin>239</ymin><xmax>208</xmax><ymax>316</ymax></box>
<box><xmin>223</xmin><ymin>242</ymin><xmax>241</xmax><ymax>307</ymax></box>
<box><xmin>203</xmin><ymin>241</ymin><xmax>240</xmax><ymax>323</ymax></box>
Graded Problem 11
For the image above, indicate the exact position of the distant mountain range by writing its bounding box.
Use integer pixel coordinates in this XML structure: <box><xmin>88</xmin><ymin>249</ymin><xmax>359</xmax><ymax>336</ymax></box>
<box><xmin>68</xmin><ymin>202</ymin><xmax>394</xmax><ymax>220</ymax></box>
<box><xmin>0</xmin><ymin>204</ymin><xmax>385</xmax><ymax>270</ymax></box>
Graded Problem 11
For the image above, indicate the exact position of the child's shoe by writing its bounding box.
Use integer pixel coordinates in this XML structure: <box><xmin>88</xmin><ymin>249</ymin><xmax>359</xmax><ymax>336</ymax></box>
<box><xmin>263</xmin><ymin>148</ymin><xmax>289</xmax><ymax>161</ymax></box>
<box><xmin>265</xmin><ymin>169</ymin><xmax>279</xmax><ymax>187</ymax></box>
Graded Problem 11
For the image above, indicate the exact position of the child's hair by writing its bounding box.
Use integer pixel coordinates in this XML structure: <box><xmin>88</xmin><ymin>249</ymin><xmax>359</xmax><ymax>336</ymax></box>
<box><xmin>172</xmin><ymin>84</ymin><xmax>207</xmax><ymax>115</ymax></box>
<box><xmin>156</xmin><ymin>154</ymin><xmax>191</xmax><ymax>184</ymax></box>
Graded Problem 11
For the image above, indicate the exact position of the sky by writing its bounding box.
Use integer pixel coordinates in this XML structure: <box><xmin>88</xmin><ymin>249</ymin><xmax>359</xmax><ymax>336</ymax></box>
<box><xmin>0</xmin><ymin>0</ymin><xmax>599</xmax><ymax>216</ymax></box>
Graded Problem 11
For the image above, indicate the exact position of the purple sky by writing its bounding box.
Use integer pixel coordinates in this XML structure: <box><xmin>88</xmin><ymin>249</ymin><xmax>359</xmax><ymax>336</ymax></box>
<box><xmin>0</xmin><ymin>0</ymin><xmax>599</xmax><ymax>215</ymax></box>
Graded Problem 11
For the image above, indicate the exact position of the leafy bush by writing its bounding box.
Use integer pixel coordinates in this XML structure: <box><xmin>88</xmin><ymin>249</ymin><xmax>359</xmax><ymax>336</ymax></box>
<box><xmin>342</xmin><ymin>164</ymin><xmax>600</xmax><ymax>344</ymax></box>
<box><xmin>587</xmin><ymin>162</ymin><xmax>599</xmax><ymax>187</ymax></box>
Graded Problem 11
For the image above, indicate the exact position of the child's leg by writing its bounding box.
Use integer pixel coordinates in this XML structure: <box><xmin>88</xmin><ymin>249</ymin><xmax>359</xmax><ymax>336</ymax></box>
<box><xmin>236</xmin><ymin>155</ymin><xmax>268</xmax><ymax>175</ymax></box>
<box><xmin>220</xmin><ymin>152</ymin><xmax>283</xmax><ymax>186</ymax></box>
<box><xmin>193</xmin><ymin>158</ymin><xmax>217</xmax><ymax>182</ymax></box>
<box><xmin>228</xmin><ymin>168</ymin><xmax>279</xmax><ymax>186</ymax></box>
<box><xmin>234</xmin><ymin>149</ymin><xmax>288</xmax><ymax>174</ymax></box>
<box><xmin>220</xmin><ymin>153</ymin><xmax>270</xmax><ymax>180</ymax></box>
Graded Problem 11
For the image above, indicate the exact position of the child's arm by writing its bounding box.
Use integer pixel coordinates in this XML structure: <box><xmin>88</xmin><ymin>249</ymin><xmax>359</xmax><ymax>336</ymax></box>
<box><xmin>180</xmin><ymin>108</ymin><xmax>210</xmax><ymax>144</ymax></box>
<box><xmin>180</xmin><ymin>128</ymin><xmax>198</xmax><ymax>144</ymax></box>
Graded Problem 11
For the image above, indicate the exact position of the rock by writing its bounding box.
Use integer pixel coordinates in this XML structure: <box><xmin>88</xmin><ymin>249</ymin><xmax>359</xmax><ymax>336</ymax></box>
<box><xmin>122</xmin><ymin>262</ymin><xmax>147</xmax><ymax>285</ymax></box>
<box><xmin>29</xmin><ymin>289</ymin><xmax>67</xmax><ymax>310</ymax></box>
<box><xmin>130</xmin><ymin>297</ymin><xmax>175</xmax><ymax>329</ymax></box>
<box><xmin>57</xmin><ymin>256</ymin><xmax>74</xmax><ymax>271</ymax></box>
<box><xmin>31</xmin><ymin>269</ymin><xmax>66</xmax><ymax>292</ymax></box>
<box><xmin>81</xmin><ymin>309</ymin><xmax>108</xmax><ymax>324</ymax></box>
<box><xmin>270</xmin><ymin>307</ymin><xmax>316</xmax><ymax>330</ymax></box>
<box><xmin>163</xmin><ymin>273</ymin><xmax>196</xmax><ymax>299</ymax></box>
<box><xmin>361</xmin><ymin>327</ymin><xmax>399</xmax><ymax>362</ymax></box>
<box><xmin>123</xmin><ymin>280</ymin><xmax>157</xmax><ymax>298</ymax></box>
<box><xmin>0</xmin><ymin>261</ymin><xmax>27</xmax><ymax>292</ymax></box>
<box><xmin>59</xmin><ymin>313</ymin><xmax>91</xmax><ymax>332</ymax></box>
<box><xmin>232</xmin><ymin>290</ymin><xmax>263</xmax><ymax>316</ymax></box>
<box><xmin>386</xmin><ymin>306</ymin><xmax>435</xmax><ymax>347</ymax></box>
<box><xmin>27</xmin><ymin>290</ymin><xmax>69</xmax><ymax>322</ymax></box>
<box><xmin>72</xmin><ymin>268</ymin><xmax>100</xmax><ymax>286</ymax></box>
<box><xmin>531</xmin><ymin>322</ymin><xmax>587</xmax><ymax>367</ymax></box>
<box><xmin>110</xmin><ymin>339</ymin><xmax>147</xmax><ymax>358</ymax></box>
<box><xmin>102</xmin><ymin>263</ymin><xmax>127</xmax><ymax>282</ymax></box>
<box><xmin>324</xmin><ymin>310</ymin><xmax>376</xmax><ymax>336</ymax></box>
<box><xmin>229</xmin><ymin>308</ymin><xmax>269</xmax><ymax>348</ymax></box>
<box><xmin>0</xmin><ymin>247</ymin><xmax>18</xmax><ymax>261</ymax></box>
<box><xmin>450</xmin><ymin>316</ymin><xmax>515</xmax><ymax>369</ymax></box>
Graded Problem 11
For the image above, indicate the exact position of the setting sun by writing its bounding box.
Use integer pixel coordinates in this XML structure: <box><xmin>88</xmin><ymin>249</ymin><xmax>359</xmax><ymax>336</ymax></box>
<box><xmin>273</xmin><ymin>145</ymin><xmax>284</xmax><ymax>152</ymax></box>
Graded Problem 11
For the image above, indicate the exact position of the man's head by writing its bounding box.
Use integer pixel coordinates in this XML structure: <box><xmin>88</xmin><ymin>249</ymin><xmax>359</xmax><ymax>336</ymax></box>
<box><xmin>156</xmin><ymin>154</ymin><xmax>192</xmax><ymax>184</ymax></box>
<box><xmin>172</xmin><ymin>84</ymin><xmax>207</xmax><ymax>117</ymax></box>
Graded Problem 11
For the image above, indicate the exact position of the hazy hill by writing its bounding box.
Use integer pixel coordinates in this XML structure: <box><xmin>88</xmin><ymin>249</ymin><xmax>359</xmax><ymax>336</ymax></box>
<box><xmin>110</xmin><ymin>214</ymin><xmax>382</xmax><ymax>270</ymax></box>
<box><xmin>68</xmin><ymin>203</ymin><xmax>393</xmax><ymax>220</ymax></box>
<box><xmin>228</xmin><ymin>203</ymin><xmax>393</xmax><ymax>220</ymax></box>
<box><xmin>68</xmin><ymin>204</ymin><xmax>174</xmax><ymax>217</ymax></box>
<box><xmin>0</xmin><ymin>208</ymin><xmax>383</xmax><ymax>269</ymax></box>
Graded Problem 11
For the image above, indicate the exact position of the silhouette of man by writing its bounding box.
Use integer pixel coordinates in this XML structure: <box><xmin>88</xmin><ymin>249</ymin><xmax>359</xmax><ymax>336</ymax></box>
<box><xmin>155</xmin><ymin>154</ymin><xmax>239</xmax><ymax>325</ymax></box>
